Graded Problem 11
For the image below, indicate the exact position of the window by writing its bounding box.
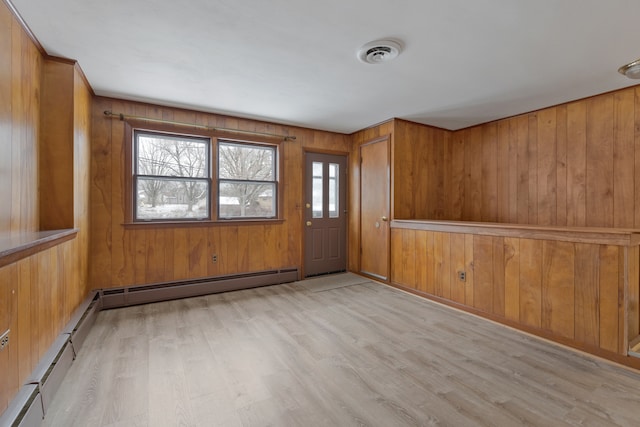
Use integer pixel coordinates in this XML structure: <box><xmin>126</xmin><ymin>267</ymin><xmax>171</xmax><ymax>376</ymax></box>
<box><xmin>130</xmin><ymin>128</ymin><xmax>279</xmax><ymax>223</ymax></box>
<box><xmin>218</xmin><ymin>141</ymin><xmax>277</xmax><ymax>219</ymax></box>
<box><xmin>134</xmin><ymin>131</ymin><xmax>211</xmax><ymax>221</ymax></box>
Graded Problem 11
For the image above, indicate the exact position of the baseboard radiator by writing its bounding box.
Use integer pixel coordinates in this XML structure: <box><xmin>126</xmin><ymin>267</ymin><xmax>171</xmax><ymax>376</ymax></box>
<box><xmin>0</xmin><ymin>267</ymin><xmax>298</xmax><ymax>427</ymax></box>
<box><xmin>99</xmin><ymin>267</ymin><xmax>299</xmax><ymax>309</ymax></box>
<box><xmin>0</xmin><ymin>292</ymin><xmax>101</xmax><ymax>427</ymax></box>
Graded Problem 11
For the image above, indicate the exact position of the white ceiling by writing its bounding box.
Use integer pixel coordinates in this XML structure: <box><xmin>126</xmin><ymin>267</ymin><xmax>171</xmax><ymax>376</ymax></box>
<box><xmin>11</xmin><ymin>0</ymin><xmax>640</xmax><ymax>133</ymax></box>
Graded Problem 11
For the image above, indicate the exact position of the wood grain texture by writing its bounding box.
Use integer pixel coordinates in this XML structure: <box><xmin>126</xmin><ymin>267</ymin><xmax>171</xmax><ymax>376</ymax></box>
<box><xmin>390</xmin><ymin>224</ymin><xmax>634</xmax><ymax>360</ymax></box>
<box><xmin>0</xmin><ymin>2</ymin><xmax>92</xmax><ymax>412</ymax></box>
<box><xmin>43</xmin><ymin>278</ymin><xmax>640</xmax><ymax>427</ymax></box>
<box><xmin>91</xmin><ymin>98</ymin><xmax>351</xmax><ymax>287</ymax></box>
<box><xmin>392</xmin><ymin>87</ymin><xmax>640</xmax><ymax>231</ymax></box>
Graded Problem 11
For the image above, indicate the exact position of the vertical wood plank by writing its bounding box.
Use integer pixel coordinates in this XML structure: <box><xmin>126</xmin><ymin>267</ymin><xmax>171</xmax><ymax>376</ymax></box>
<box><xmin>556</xmin><ymin>105</ymin><xmax>568</xmax><ymax>226</ymax></box>
<box><xmin>566</xmin><ymin>102</ymin><xmax>587</xmax><ymax>227</ymax></box>
<box><xmin>415</xmin><ymin>230</ymin><xmax>428</xmax><ymax>293</ymax></box>
<box><xmin>626</xmin><ymin>246</ymin><xmax>639</xmax><ymax>345</ymax></box>
<box><xmin>492</xmin><ymin>237</ymin><xmax>505</xmax><ymax>317</ymax></box>
<box><xmin>599</xmin><ymin>245</ymin><xmax>619</xmax><ymax>353</ymax></box>
<box><xmin>450</xmin><ymin>233</ymin><xmax>466</xmax><ymax>303</ymax></box>
<box><xmin>464</xmin><ymin>234</ymin><xmax>475</xmax><ymax>306</ymax></box>
<box><xmin>481</xmin><ymin>123</ymin><xmax>498</xmax><ymax>222</ymax></box>
<box><xmin>402</xmin><ymin>229</ymin><xmax>417</xmax><ymax>289</ymax></box>
<box><xmin>519</xmin><ymin>239</ymin><xmax>542</xmax><ymax>328</ymax></box>
<box><xmin>450</xmin><ymin>132</ymin><xmax>465</xmax><ymax>220</ymax></box>
<box><xmin>541</xmin><ymin>241</ymin><xmax>575</xmax><ymax>339</ymax></box>
<box><xmin>390</xmin><ymin>229</ymin><xmax>404</xmax><ymax>285</ymax></box>
<box><xmin>536</xmin><ymin>108</ymin><xmax>557</xmax><ymax>225</ymax></box>
<box><xmin>425</xmin><ymin>231</ymin><xmax>435</xmax><ymax>295</ymax></box>
<box><xmin>473</xmin><ymin>235</ymin><xmax>494</xmax><ymax>313</ymax></box>
<box><xmin>574</xmin><ymin>243</ymin><xmax>600</xmax><ymax>347</ymax></box>
<box><xmin>441</xmin><ymin>233</ymin><xmax>452</xmax><ymax>300</ymax></box>
<box><xmin>463</xmin><ymin>128</ymin><xmax>483</xmax><ymax>221</ymax></box>
<box><xmin>613</xmin><ymin>89</ymin><xmax>635</xmax><ymax>228</ymax></box>
<box><xmin>504</xmin><ymin>237</ymin><xmax>520</xmax><ymax>322</ymax></box>
<box><xmin>496</xmin><ymin>120</ymin><xmax>510</xmax><ymax>222</ymax></box>
<box><xmin>433</xmin><ymin>232</ymin><xmax>444</xmax><ymax>296</ymax></box>
<box><xmin>516</xmin><ymin>116</ymin><xmax>530</xmax><ymax>223</ymax></box>
<box><xmin>585</xmin><ymin>95</ymin><xmax>614</xmax><ymax>227</ymax></box>
<box><xmin>527</xmin><ymin>114</ymin><xmax>539</xmax><ymax>225</ymax></box>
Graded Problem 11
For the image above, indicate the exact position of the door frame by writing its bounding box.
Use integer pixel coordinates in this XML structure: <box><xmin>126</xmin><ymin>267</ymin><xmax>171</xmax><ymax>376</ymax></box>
<box><xmin>301</xmin><ymin>148</ymin><xmax>350</xmax><ymax>278</ymax></box>
<box><xmin>358</xmin><ymin>135</ymin><xmax>391</xmax><ymax>282</ymax></box>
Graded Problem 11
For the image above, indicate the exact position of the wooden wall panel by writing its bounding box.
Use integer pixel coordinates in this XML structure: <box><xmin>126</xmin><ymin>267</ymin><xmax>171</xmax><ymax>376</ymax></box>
<box><xmin>92</xmin><ymin>97</ymin><xmax>351</xmax><ymax>287</ymax></box>
<box><xmin>0</xmin><ymin>3</ymin><xmax>40</xmax><ymax>236</ymax></box>
<box><xmin>541</xmin><ymin>241</ymin><xmax>574</xmax><ymax>339</ymax></box>
<box><xmin>0</xmin><ymin>240</ymin><xmax>82</xmax><ymax>413</ymax></box>
<box><xmin>392</xmin><ymin>120</ymin><xmax>452</xmax><ymax>220</ymax></box>
<box><xmin>518</xmin><ymin>239</ymin><xmax>542</xmax><ymax>329</ymax></box>
<box><xmin>39</xmin><ymin>60</ymin><xmax>74</xmax><ymax>230</ymax></box>
<box><xmin>390</xmin><ymin>226</ymin><xmax>631</xmax><ymax>360</ymax></box>
<box><xmin>404</xmin><ymin>86</ymin><xmax>640</xmax><ymax>231</ymax></box>
<box><xmin>574</xmin><ymin>243</ymin><xmax>600</xmax><ymax>347</ymax></box>
<box><xmin>0</xmin><ymin>1</ymin><xmax>92</xmax><ymax>412</ymax></box>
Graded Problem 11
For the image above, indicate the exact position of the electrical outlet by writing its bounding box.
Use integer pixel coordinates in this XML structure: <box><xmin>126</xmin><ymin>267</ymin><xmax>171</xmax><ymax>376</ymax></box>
<box><xmin>212</xmin><ymin>254</ymin><xmax>218</xmax><ymax>263</ymax></box>
<box><xmin>458</xmin><ymin>271</ymin><xmax>466</xmax><ymax>282</ymax></box>
<box><xmin>0</xmin><ymin>330</ymin><xmax>9</xmax><ymax>352</ymax></box>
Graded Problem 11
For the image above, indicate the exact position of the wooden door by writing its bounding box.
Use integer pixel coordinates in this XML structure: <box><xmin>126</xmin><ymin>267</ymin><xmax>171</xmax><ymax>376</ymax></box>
<box><xmin>360</xmin><ymin>137</ymin><xmax>390</xmax><ymax>280</ymax></box>
<box><xmin>304</xmin><ymin>152</ymin><xmax>348</xmax><ymax>277</ymax></box>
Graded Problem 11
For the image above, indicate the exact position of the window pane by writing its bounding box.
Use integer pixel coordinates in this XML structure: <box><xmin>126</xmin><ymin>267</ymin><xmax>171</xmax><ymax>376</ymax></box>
<box><xmin>219</xmin><ymin>182</ymin><xmax>276</xmax><ymax>218</ymax></box>
<box><xmin>137</xmin><ymin>134</ymin><xmax>207</xmax><ymax>178</ymax></box>
<box><xmin>312</xmin><ymin>162</ymin><xmax>323</xmax><ymax>218</ymax></box>
<box><xmin>136</xmin><ymin>178</ymin><xmax>209</xmax><ymax>220</ymax></box>
<box><xmin>329</xmin><ymin>163</ymin><xmax>339</xmax><ymax>218</ymax></box>
<box><xmin>219</xmin><ymin>142</ymin><xmax>275</xmax><ymax>180</ymax></box>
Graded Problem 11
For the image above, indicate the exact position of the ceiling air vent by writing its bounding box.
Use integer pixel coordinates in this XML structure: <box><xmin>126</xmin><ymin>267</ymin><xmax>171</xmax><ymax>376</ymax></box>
<box><xmin>357</xmin><ymin>40</ymin><xmax>402</xmax><ymax>64</ymax></box>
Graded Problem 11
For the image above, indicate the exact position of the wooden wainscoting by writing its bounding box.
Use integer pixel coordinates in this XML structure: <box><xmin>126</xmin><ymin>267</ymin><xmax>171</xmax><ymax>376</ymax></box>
<box><xmin>390</xmin><ymin>220</ymin><xmax>640</xmax><ymax>367</ymax></box>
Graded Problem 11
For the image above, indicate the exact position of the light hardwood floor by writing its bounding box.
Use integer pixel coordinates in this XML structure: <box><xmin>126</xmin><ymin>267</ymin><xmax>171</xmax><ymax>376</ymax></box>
<box><xmin>44</xmin><ymin>274</ymin><xmax>640</xmax><ymax>426</ymax></box>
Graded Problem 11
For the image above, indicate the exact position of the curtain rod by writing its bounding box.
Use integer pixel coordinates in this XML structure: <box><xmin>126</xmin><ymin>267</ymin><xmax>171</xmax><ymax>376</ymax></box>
<box><xmin>103</xmin><ymin>110</ymin><xmax>296</xmax><ymax>141</ymax></box>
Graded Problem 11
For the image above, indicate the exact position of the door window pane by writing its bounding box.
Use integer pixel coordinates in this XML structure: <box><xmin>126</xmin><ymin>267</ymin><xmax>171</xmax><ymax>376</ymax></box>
<box><xmin>312</xmin><ymin>162</ymin><xmax>323</xmax><ymax>218</ymax></box>
<box><xmin>329</xmin><ymin>163</ymin><xmax>339</xmax><ymax>218</ymax></box>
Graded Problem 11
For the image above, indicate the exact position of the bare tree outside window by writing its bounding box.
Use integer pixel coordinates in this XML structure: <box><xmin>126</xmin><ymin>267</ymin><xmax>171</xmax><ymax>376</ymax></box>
<box><xmin>218</xmin><ymin>142</ymin><xmax>277</xmax><ymax>218</ymax></box>
<box><xmin>135</xmin><ymin>132</ymin><xmax>210</xmax><ymax>220</ymax></box>
<box><xmin>133</xmin><ymin>131</ymin><xmax>278</xmax><ymax>222</ymax></box>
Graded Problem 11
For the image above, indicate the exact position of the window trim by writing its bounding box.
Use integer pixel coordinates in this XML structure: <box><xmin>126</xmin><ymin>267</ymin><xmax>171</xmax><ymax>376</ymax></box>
<box><xmin>124</xmin><ymin>122</ymin><xmax>283</xmax><ymax>225</ymax></box>
<box><xmin>133</xmin><ymin>129</ymin><xmax>212</xmax><ymax>222</ymax></box>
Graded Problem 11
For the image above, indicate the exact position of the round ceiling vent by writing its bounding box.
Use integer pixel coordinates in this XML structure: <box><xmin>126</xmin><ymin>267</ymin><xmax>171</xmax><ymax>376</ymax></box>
<box><xmin>357</xmin><ymin>40</ymin><xmax>402</xmax><ymax>64</ymax></box>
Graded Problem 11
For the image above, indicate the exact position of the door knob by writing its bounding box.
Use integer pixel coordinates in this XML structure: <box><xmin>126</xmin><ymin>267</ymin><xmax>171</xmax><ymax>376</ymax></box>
<box><xmin>381</xmin><ymin>216</ymin><xmax>388</xmax><ymax>222</ymax></box>
<box><xmin>306</xmin><ymin>221</ymin><xmax>312</xmax><ymax>227</ymax></box>
<box><xmin>305</xmin><ymin>203</ymin><xmax>311</xmax><ymax>208</ymax></box>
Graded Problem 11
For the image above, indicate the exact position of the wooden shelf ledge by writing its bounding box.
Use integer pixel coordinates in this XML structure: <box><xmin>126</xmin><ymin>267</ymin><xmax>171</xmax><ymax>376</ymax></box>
<box><xmin>391</xmin><ymin>219</ymin><xmax>640</xmax><ymax>246</ymax></box>
<box><xmin>0</xmin><ymin>229</ymin><xmax>78</xmax><ymax>268</ymax></box>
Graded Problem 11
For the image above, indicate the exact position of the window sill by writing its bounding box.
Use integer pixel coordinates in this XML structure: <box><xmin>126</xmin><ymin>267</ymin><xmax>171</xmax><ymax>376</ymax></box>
<box><xmin>122</xmin><ymin>218</ymin><xmax>285</xmax><ymax>229</ymax></box>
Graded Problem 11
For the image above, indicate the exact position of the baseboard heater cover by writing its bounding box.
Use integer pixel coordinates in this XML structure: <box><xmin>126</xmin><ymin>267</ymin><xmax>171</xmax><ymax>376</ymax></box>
<box><xmin>99</xmin><ymin>267</ymin><xmax>299</xmax><ymax>309</ymax></box>
<box><xmin>1</xmin><ymin>292</ymin><xmax>100</xmax><ymax>426</ymax></box>
<box><xmin>0</xmin><ymin>385</ymin><xmax>42</xmax><ymax>427</ymax></box>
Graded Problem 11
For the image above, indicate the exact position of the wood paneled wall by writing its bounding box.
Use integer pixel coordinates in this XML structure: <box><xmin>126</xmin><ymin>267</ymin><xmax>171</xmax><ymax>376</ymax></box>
<box><xmin>0</xmin><ymin>1</ymin><xmax>92</xmax><ymax>414</ymax></box>
<box><xmin>391</xmin><ymin>226</ymin><xmax>637</xmax><ymax>359</ymax></box>
<box><xmin>393</xmin><ymin>119</ymin><xmax>453</xmax><ymax>219</ymax></box>
<box><xmin>0</xmin><ymin>239</ymin><xmax>86</xmax><ymax>411</ymax></box>
<box><xmin>394</xmin><ymin>87</ymin><xmax>640</xmax><ymax>228</ymax></box>
<box><xmin>90</xmin><ymin>97</ymin><xmax>351</xmax><ymax>288</ymax></box>
<box><xmin>0</xmin><ymin>0</ymin><xmax>41</xmax><ymax>236</ymax></box>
